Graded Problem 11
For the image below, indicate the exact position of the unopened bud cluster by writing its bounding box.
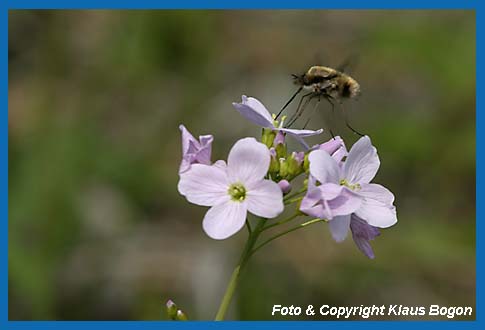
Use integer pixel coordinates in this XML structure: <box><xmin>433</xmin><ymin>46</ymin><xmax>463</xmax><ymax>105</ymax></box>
<box><xmin>264</xmin><ymin>129</ymin><xmax>306</xmax><ymax>184</ymax></box>
<box><xmin>166</xmin><ymin>300</ymin><xmax>188</xmax><ymax>321</ymax></box>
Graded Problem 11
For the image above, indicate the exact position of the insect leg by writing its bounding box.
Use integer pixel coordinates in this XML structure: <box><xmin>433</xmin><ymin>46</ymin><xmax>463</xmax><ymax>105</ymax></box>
<box><xmin>303</xmin><ymin>95</ymin><xmax>321</xmax><ymax>129</ymax></box>
<box><xmin>285</xmin><ymin>92</ymin><xmax>313</xmax><ymax>127</ymax></box>
<box><xmin>339</xmin><ymin>101</ymin><xmax>364</xmax><ymax>136</ymax></box>
<box><xmin>286</xmin><ymin>94</ymin><xmax>316</xmax><ymax>127</ymax></box>
<box><xmin>323</xmin><ymin>96</ymin><xmax>336</xmax><ymax>138</ymax></box>
<box><xmin>276</xmin><ymin>86</ymin><xmax>303</xmax><ymax>119</ymax></box>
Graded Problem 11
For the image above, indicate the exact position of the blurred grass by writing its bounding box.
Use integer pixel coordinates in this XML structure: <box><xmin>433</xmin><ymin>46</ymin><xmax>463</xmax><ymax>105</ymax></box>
<box><xmin>8</xmin><ymin>10</ymin><xmax>475</xmax><ymax>320</ymax></box>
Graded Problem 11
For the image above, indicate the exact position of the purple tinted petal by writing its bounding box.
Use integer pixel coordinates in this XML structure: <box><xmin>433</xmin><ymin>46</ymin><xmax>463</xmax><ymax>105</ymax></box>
<box><xmin>196</xmin><ymin>134</ymin><xmax>214</xmax><ymax>165</ymax></box>
<box><xmin>300</xmin><ymin>187</ymin><xmax>326</xmax><ymax>218</ymax></box>
<box><xmin>319</xmin><ymin>136</ymin><xmax>346</xmax><ymax>155</ymax></box>
<box><xmin>227</xmin><ymin>138</ymin><xmax>270</xmax><ymax>185</ymax></box>
<box><xmin>301</xmin><ymin>183</ymin><xmax>361</xmax><ymax>221</ymax></box>
<box><xmin>343</xmin><ymin>136</ymin><xmax>380</xmax><ymax>185</ymax></box>
<box><xmin>202</xmin><ymin>201</ymin><xmax>247</xmax><ymax>240</ymax></box>
<box><xmin>299</xmin><ymin>185</ymin><xmax>331</xmax><ymax>220</ymax></box>
<box><xmin>199</xmin><ymin>134</ymin><xmax>213</xmax><ymax>147</ymax></box>
<box><xmin>179</xmin><ymin>154</ymin><xmax>196</xmax><ymax>174</ymax></box>
<box><xmin>180</xmin><ymin>124</ymin><xmax>199</xmax><ymax>155</ymax></box>
<box><xmin>328</xmin><ymin>215</ymin><xmax>351</xmax><ymax>242</ymax></box>
<box><xmin>195</xmin><ymin>143</ymin><xmax>212</xmax><ymax>165</ymax></box>
<box><xmin>308</xmin><ymin>150</ymin><xmax>341</xmax><ymax>184</ymax></box>
<box><xmin>187</xmin><ymin>139</ymin><xmax>200</xmax><ymax>154</ymax></box>
<box><xmin>232</xmin><ymin>95</ymin><xmax>274</xmax><ymax>128</ymax></box>
<box><xmin>326</xmin><ymin>188</ymin><xmax>363</xmax><ymax>217</ymax></box>
<box><xmin>246</xmin><ymin>179</ymin><xmax>284</xmax><ymax>218</ymax></box>
<box><xmin>350</xmin><ymin>214</ymin><xmax>380</xmax><ymax>259</ymax></box>
<box><xmin>179</xmin><ymin>125</ymin><xmax>214</xmax><ymax>173</ymax></box>
<box><xmin>319</xmin><ymin>183</ymin><xmax>344</xmax><ymax>200</ymax></box>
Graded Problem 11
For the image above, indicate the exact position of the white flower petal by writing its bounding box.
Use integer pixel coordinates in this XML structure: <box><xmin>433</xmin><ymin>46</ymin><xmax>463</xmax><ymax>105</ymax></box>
<box><xmin>308</xmin><ymin>150</ymin><xmax>340</xmax><ymax>184</ymax></box>
<box><xmin>202</xmin><ymin>201</ymin><xmax>247</xmax><ymax>240</ymax></box>
<box><xmin>232</xmin><ymin>95</ymin><xmax>274</xmax><ymax>128</ymax></box>
<box><xmin>213</xmin><ymin>160</ymin><xmax>227</xmax><ymax>169</ymax></box>
<box><xmin>355</xmin><ymin>184</ymin><xmax>397</xmax><ymax>228</ymax></box>
<box><xmin>343</xmin><ymin>136</ymin><xmax>380</xmax><ymax>185</ymax></box>
<box><xmin>280</xmin><ymin>127</ymin><xmax>324</xmax><ymax>138</ymax></box>
<box><xmin>360</xmin><ymin>183</ymin><xmax>395</xmax><ymax>204</ymax></box>
<box><xmin>178</xmin><ymin>164</ymin><xmax>229</xmax><ymax>206</ymax></box>
<box><xmin>278</xmin><ymin>128</ymin><xmax>324</xmax><ymax>150</ymax></box>
<box><xmin>246</xmin><ymin>179</ymin><xmax>284</xmax><ymax>218</ymax></box>
<box><xmin>328</xmin><ymin>215</ymin><xmax>351</xmax><ymax>242</ymax></box>
<box><xmin>227</xmin><ymin>138</ymin><xmax>270</xmax><ymax>185</ymax></box>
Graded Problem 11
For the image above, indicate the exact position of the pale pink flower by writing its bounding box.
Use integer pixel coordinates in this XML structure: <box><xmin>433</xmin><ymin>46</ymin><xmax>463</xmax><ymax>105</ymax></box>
<box><xmin>301</xmin><ymin>136</ymin><xmax>397</xmax><ymax>243</ymax></box>
<box><xmin>178</xmin><ymin>138</ymin><xmax>284</xmax><ymax>240</ymax></box>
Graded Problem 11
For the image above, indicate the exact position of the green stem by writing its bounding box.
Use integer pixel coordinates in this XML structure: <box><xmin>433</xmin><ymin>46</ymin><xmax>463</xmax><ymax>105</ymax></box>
<box><xmin>262</xmin><ymin>213</ymin><xmax>300</xmax><ymax>231</ymax></box>
<box><xmin>284</xmin><ymin>196</ymin><xmax>303</xmax><ymax>205</ymax></box>
<box><xmin>283</xmin><ymin>188</ymin><xmax>306</xmax><ymax>202</ymax></box>
<box><xmin>214</xmin><ymin>218</ymin><xmax>266</xmax><ymax>321</ymax></box>
<box><xmin>245</xmin><ymin>220</ymin><xmax>252</xmax><ymax>234</ymax></box>
<box><xmin>250</xmin><ymin>218</ymin><xmax>325</xmax><ymax>257</ymax></box>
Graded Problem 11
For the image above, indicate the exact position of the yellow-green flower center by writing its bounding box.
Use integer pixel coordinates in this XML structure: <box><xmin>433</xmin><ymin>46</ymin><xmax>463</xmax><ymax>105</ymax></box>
<box><xmin>228</xmin><ymin>183</ymin><xmax>247</xmax><ymax>202</ymax></box>
<box><xmin>340</xmin><ymin>179</ymin><xmax>361</xmax><ymax>191</ymax></box>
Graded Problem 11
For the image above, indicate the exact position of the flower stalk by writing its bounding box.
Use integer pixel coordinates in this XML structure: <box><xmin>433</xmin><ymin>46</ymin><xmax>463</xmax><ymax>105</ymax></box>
<box><xmin>251</xmin><ymin>218</ymin><xmax>325</xmax><ymax>257</ymax></box>
<box><xmin>215</xmin><ymin>216</ymin><xmax>327</xmax><ymax>320</ymax></box>
<box><xmin>215</xmin><ymin>218</ymin><xmax>266</xmax><ymax>321</ymax></box>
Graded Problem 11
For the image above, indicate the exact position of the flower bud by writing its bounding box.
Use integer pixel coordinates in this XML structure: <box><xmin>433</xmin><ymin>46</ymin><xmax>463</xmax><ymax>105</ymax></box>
<box><xmin>176</xmin><ymin>310</ymin><xmax>188</xmax><ymax>321</ymax></box>
<box><xmin>268</xmin><ymin>148</ymin><xmax>280</xmax><ymax>176</ymax></box>
<box><xmin>275</xmin><ymin>143</ymin><xmax>287</xmax><ymax>160</ymax></box>
<box><xmin>303</xmin><ymin>153</ymin><xmax>310</xmax><ymax>173</ymax></box>
<box><xmin>319</xmin><ymin>136</ymin><xmax>343</xmax><ymax>153</ymax></box>
<box><xmin>287</xmin><ymin>151</ymin><xmax>305</xmax><ymax>177</ymax></box>
<box><xmin>261</xmin><ymin>128</ymin><xmax>276</xmax><ymax>148</ymax></box>
<box><xmin>274</xmin><ymin>131</ymin><xmax>287</xmax><ymax>159</ymax></box>
<box><xmin>278</xmin><ymin>180</ymin><xmax>292</xmax><ymax>194</ymax></box>
<box><xmin>274</xmin><ymin>131</ymin><xmax>285</xmax><ymax>145</ymax></box>
<box><xmin>166</xmin><ymin>300</ymin><xmax>178</xmax><ymax>320</ymax></box>
<box><xmin>279</xmin><ymin>158</ymin><xmax>288</xmax><ymax>178</ymax></box>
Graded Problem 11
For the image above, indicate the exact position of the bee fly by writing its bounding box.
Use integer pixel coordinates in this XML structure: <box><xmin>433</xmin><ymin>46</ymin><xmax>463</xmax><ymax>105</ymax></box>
<box><xmin>277</xmin><ymin>65</ymin><xmax>363</xmax><ymax>136</ymax></box>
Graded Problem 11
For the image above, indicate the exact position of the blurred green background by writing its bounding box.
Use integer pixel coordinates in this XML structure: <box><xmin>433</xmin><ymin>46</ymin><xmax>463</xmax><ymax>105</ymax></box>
<box><xmin>8</xmin><ymin>10</ymin><xmax>475</xmax><ymax>320</ymax></box>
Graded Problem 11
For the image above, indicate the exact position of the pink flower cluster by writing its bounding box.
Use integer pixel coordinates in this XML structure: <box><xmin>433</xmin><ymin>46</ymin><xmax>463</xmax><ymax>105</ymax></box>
<box><xmin>177</xmin><ymin>96</ymin><xmax>398</xmax><ymax>258</ymax></box>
